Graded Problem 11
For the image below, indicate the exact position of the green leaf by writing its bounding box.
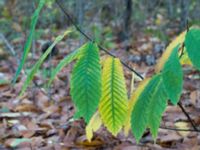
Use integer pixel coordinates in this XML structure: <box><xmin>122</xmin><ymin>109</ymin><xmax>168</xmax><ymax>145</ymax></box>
<box><xmin>48</xmin><ymin>48</ymin><xmax>81</xmax><ymax>86</ymax></box>
<box><xmin>131</xmin><ymin>75</ymin><xmax>167</xmax><ymax>142</ymax></box>
<box><xmin>162</xmin><ymin>45</ymin><xmax>183</xmax><ymax>104</ymax></box>
<box><xmin>185</xmin><ymin>28</ymin><xmax>200</xmax><ymax>70</ymax></box>
<box><xmin>124</xmin><ymin>78</ymin><xmax>151</xmax><ymax>136</ymax></box>
<box><xmin>99</xmin><ymin>57</ymin><xmax>128</xmax><ymax>136</ymax></box>
<box><xmin>156</xmin><ymin>30</ymin><xmax>186</xmax><ymax>72</ymax></box>
<box><xmin>147</xmin><ymin>77</ymin><xmax>168</xmax><ymax>139</ymax></box>
<box><xmin>86</xmin><ymin>112</ymin><xmax>102</xmax><ymax>142</ymax></box>
<box><xmin>70</xmin><ymin>42</ymin><xmax>102</xmax><ymax>123</ymax></box>
<box><xmin>20</xmin><ymin>30</ymin><xmax>71</xmax><ymax>96</ymax></box>
<box><xmin>13</xmin><ymin>0</ymin><xmax>46</xmax><ymax>84</ymax></box>
<box><xmin>10</xmin><ymin>138</ymin><xmax>31</xmax><ymax>148</ymax></box>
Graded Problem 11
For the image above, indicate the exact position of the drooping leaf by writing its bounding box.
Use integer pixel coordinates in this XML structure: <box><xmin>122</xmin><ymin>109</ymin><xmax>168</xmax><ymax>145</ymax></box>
<box><xmin>131</xmin><ymin>75</ymin><xmax>167</xmax><ymax>142</ymax></box>
<box><xmin>48</xmin><ymin>48</ymin><xmax>81</xmax><ymax>86</ymax></box>
<box><xmin>185</xmin><ymin>28</ymin><xmax>200</xmax><ymax>70</ymax></box>
<box><xmin>86</xmin><ymin>112</ymin><xmax>102</xmax><ymax>142</ymax></box>
<box><xmin>156</xmin><ymin>31</ymin><xmax>186</xmax><ymax>72</ymax></box>
<box><xmin>99</xmin><ymin>57</ymin><xmax>128</xmax><ymax>136</ymax></box>
<box><xmin>162</xmin><ymin>45</ymin><xmax>183</xmax><ymax>104</ymax></box>
<box><xmin>13</xmin><ymin>0</ymin><xmax>46</xmax><ymax>84</ymax></box>
<box><xmin>70</xmin><ymin>42</ymin><xmax>102</xmax><ymax>123</ymax></box>
<box><xmin>20</xmin><ymin>30</ymin><xmax>71</xmax><ymax>96</ymax></box>
<box><xmin>147</xmin><ymin>77</ymin><xmax>168</xmax><ymax>139</ymax></box>
<box><xmin>124</xmin><ymin>79</ymin><xmax>150</xmax><ymax>136</ymax></box>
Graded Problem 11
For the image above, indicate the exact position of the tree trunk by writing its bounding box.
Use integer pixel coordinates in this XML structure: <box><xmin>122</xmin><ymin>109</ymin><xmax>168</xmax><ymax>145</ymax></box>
<box><xmin>180</xmin><ymin>0</ymin><xmax>190</xmax><ymax>30</ymax></box>
<box><xmin>123</xmin><ymin>0</ymin><xmax>132</xmax><ymax>40</ymax></box>
<box><xmin>75</xmin><ymin>0</ymin><xmax>85</xmax><ymax>45</ymax></box>
<box><xmin>167</xmin><ymin>0</ymin><xmax>174</xmax><ymax>19</ymax></box>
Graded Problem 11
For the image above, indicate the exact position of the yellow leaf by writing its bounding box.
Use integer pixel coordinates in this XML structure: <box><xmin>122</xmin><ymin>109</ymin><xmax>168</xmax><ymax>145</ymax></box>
<box><xmin>174</xmin><ymin>121</ymin><xmax>190</xmax><ymax>137</ymax></box>
<box><xmin>86</xmin><ymin>112</ymin><xmax>102</xmax><ymax>142</ymax></box>
<box><xmin>156</xmin><ymin>31</ymin><xmax>186</xmax><ymax>72</ymax></box>
<box><xmin>179</xmin><ymin>50</ymin><xmax>192</xmax><ymax>66</ymax></box>
<box><xmin>155</xmin><ymin>14</ymin><xmax>164</xmax><ymax>26</ymax></box>
<box><xmin>124</xmin><ymin>78</ymin><xmax>151</xmax><ymax>136</ymax></box>
<box><xmin>99</xmin><ymin>57</ymin><xmax>128</xmax><ymax>136</ymax></box>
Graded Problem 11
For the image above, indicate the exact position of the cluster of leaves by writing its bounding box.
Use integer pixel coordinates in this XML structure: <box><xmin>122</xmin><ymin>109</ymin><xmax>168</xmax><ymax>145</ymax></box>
<box><xmin>13</xmin><ymin>0</ymin><xmax>200</xmax><ymax>143</ymax></box>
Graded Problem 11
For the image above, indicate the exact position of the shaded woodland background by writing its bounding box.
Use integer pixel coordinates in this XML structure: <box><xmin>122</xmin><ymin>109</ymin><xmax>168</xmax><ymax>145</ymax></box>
<box><xmin>0</xmin><ymin>0</ymin><xmax>200</xmax><ymax>149</ymax></box>
<box><xmin>1</xmin><ymin>0</ymin><xmax>200</xmax><ymax>47</ymax></box>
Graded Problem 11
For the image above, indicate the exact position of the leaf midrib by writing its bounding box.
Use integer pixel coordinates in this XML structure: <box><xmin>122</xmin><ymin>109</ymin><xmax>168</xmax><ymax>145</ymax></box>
<box><xmin>110</xmin><ymin>58</ymin><xmax>116</xmax><ymax>131</ymax></box>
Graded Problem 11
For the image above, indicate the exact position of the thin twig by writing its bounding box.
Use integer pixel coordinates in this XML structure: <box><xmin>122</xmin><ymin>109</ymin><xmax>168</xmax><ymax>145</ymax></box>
<box><xmin>179</xmin><ymin>43</ymin><xmax>185</xmax><ymax>59</ymax></box>
<box><xmin>55</xmin><ymin>0</ymin><xmax>200</xmax><ymax>133</ymax></box>
<box><xmin>55</xmin><ymin>0</ymin><xmax>144</xmax><ymax>80</ymax></box>
<box><xmin>160</xmin><ymin>125</ymin><xmax>198</xmax><ymax>132</ymax></box>
<box><xmin>186</xmin><ymin>19</ymin><xmax>189</xmax><ymax>32</ymax></box>
<box><xmin>178</xmin><ymin>102</ymin><xmax>198</xmax><ymax>131</ymax></box>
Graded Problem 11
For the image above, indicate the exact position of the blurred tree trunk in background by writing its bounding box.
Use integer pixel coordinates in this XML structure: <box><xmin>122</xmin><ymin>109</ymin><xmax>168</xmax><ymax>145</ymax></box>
<box><xmin>180</xmin><ymin>0</ymin><xmax>190</xmax><ymax>30</ymax></box>
<box><xmin>123</xmin><ymin>0</ymin><xmax>132</xmax><ymax>40</ymax></box>
<box><xmin>75</xmin><ymin>0</ymin><xmax>84</xmax><ymax>26</ymax></box>
<box><xmin>118</xmin><ymin>0</ymin><xmax>132</xmax><ymax>43</ymax></box>
<box><xmin>75</xmin><ymin>0</ymin><xmax>85</xmax><ymax>45</ymax></box>
<box><xmin>1</xmin><ymin>0</ymin><xmax>199</xmax><ymax>47</ymax></box>
<box><xmin>167</xmin><ymin>0</ymin><xmax>174</xmax><ymax>19</ymax></box>
<box><xmin>4</xmin><ymin>0</ymin><xmax>16</xmax><ymax>19</ymax></box>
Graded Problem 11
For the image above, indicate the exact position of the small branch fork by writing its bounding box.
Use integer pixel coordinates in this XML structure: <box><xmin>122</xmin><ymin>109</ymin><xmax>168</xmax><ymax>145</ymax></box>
<box><xmin>55</xmin><ymin>0</ymin><xmax>200</xmax><ymax>133</ymax></box>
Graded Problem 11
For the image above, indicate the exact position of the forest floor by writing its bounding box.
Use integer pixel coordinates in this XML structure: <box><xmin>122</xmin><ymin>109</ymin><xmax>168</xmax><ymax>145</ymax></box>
<box><xmin>0</xmin><ymin>27</ymin><xmax>200</xmax><ymax>150</ymax></box>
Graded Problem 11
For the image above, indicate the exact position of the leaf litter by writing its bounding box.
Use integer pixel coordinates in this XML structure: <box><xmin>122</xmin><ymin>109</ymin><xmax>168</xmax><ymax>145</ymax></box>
<box><xmin>0</xmin><ymin>30</ymin><xmax>200</xmax><ymax>150</ymax></box>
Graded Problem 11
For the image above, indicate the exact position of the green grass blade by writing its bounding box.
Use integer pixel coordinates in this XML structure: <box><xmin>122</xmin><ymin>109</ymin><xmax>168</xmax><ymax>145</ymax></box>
<box><xmin>13</xmin><ymin>0</ymin><xmax>46</xmax><ymax>84</ymax></box>
<box><xmin>19</xmin><ymin>30</ymin><xmax>72</xmax><ymax>96</ymax></box>
<box><xmin>48</xmin><ymin>48</ymin><xmax>81</xmax><ymax>86</ymax></box>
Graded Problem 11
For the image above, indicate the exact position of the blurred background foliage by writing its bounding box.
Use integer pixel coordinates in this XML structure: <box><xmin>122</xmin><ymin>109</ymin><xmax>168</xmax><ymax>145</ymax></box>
<box><xmin>0</xmin><ymin>0</ymin><xmax>200</xmax><ymax>49</ymax></box>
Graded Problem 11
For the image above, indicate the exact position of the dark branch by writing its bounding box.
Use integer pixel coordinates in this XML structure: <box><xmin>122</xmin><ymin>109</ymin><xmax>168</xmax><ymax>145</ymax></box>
<box><xmin>177</xmin><ymin>102</ymin><xmax>199</xmax><ymax>131</ymax></box>
<box><xmin>55</xmin><ymin>0</ymin><xmax>144</xmax><ymax>80</ymax></box>
<box><xmin>186</xmin><ymin>19</ymin><xmax>189</xmax><ymax>32</ymax></box>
